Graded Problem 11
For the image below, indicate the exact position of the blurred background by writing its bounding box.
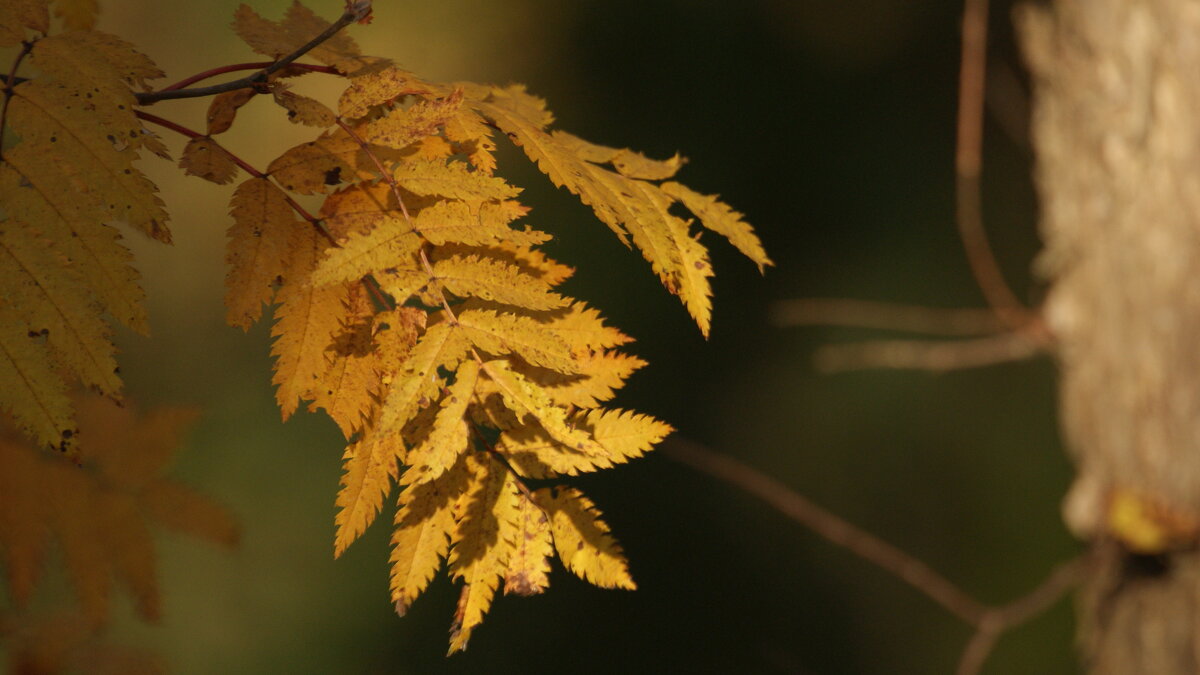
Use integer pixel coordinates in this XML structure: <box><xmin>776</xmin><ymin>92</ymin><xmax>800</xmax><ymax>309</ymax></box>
<box><xmin>39</xmin><ymin>0</ymin><xmax>1079</xmax><ymax>672</ymax></box>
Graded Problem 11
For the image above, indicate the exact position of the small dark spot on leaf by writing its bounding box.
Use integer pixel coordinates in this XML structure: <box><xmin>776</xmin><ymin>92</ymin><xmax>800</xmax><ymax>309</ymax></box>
<box><xmin>324</xmin><ymin>167</ymin><xmax>342</xmax><ymax>185</ymax></box>
<box><xmin>62</xmin><ymin>429</ymin><xmax>73</xmax><ymax>439</ymax></box>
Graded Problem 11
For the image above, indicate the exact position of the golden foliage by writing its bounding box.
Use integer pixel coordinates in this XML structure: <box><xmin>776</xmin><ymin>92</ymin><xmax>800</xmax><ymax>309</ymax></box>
<box><xmin>0</xmin><ymin>11</ymin><xmax>168</xmax><ymax>458</ymax></box>
<box><xmin>0</xmin><ymin>0</ymin><xmax>766</xmax><ymax>655</ymax></box>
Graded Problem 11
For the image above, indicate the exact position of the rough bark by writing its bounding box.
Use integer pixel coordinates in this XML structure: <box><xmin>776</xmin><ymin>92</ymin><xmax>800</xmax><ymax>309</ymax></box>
<box><xmin>1020</xmin><ymin>1</ymin><xmax>1200</xmax><ymax>671</ymax></box>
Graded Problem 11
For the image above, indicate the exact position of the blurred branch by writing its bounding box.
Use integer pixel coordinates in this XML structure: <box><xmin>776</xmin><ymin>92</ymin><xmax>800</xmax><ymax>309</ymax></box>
<box><xmin>955</xmin><ymin>555</ymin><xmax>1091</xmax><ymax>675</ymax></box>
<box><xmin>955</xmin><ymin>0</ymin><xmax>1037</xmax><ymax>329</ymax></box>
<box><xmin>663</xmin><ymin>437</ymin><xmax>1087</xmax><ymax>675</ymax></box>
<box><xmin>771</xmin><ymin>298</ymin><xmax>1007</xmax><ymax>336</ymax></box>
<box><xmin>814</xmin><ymin>329</ymin><xmax>1047</xmax><ymax>373</ymax></box>
<box><xmin>663</xmin><ymin>437</ymin><xmax>988</xmax><ymax>624</ymax></box>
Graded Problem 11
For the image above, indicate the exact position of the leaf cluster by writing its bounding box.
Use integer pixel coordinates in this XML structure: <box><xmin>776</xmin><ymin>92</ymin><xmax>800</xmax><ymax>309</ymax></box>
<box><xmin>0</xmin><ymin>0</ymin><xmax>768</xmax><ymax>654</ymax></box>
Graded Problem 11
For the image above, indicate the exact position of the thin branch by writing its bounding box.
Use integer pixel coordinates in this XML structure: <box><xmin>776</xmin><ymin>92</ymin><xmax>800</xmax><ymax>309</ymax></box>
<box><xmin>661</xmin><ymin>437</ymin><xmax>988</xmax><ymax>625</ymax></box>
<box><xmin>136</xmin><ymin>109</ymin><xmax>396</xmax><ymax>308</ymax></box>
<box><xmin>771</xmin><ymin>298</ymin><xmax>1007</xmax><ymax>336</ymax></box>
<box><xmin>813</xmin><ymin>330</ymin><xmax>1046</xmax><ymax>373</ymax></box>
<box><xmin>955</xmin><ymin>0</ymin><xmax>1035</xmax><ymax>329</ymax></box>
<box><xmin>663</xmin><ymin>438</ymin><xmax>1088</xmax><ymax>675</ymax></box>
<box><xmin>157</xmin><ymin>61</ymin><xmax>337</xmax><ymax>94</ymax></box>
<box><xmin>955</xmin><ymin>554</ymin><xmax>1090</xmax><ymax>675</ymax></box>
<box><xmin>135</xmin><ymin>110</ymin><xmax>265</xmax><ymax>179</ymax></box>
<box><xmin>136</xmin><ymin>6</ymin><xmax>363</xmax><ymax>105</ymax></box>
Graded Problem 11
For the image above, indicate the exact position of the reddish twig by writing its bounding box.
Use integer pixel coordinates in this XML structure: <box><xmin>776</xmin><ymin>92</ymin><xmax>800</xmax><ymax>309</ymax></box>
<box><xmin>955</xmin><ymin>0</ymin><xmax>1035</xmax><ymax>329</ymax></box>
<box><xmin>663</xmin><ymin>437</ymin><xmax>1087</xmax><ymax>675</ymax></box>
<box><xmin>157</xmin><ymin>61</ymin><xmax>337</xmax><ymax>94</ymax></box>
<box><xmin>136</xmin><ymin>5</ymin><xmax>363</xmax><ymax>105</ymax></box>
<box><xmin>135</xmin><ymin>109</ymin><xmax>395</xmax><ymax>309</ymax></box>
<box><xmin>135</xmin><ymin>110</ymin><xmax>265</xmax><ymax>179</ymax></box>
<box><xmin>771</xmin><ymin>298</ymin><xmax>1008</xmax><ymax>336</ymax></box>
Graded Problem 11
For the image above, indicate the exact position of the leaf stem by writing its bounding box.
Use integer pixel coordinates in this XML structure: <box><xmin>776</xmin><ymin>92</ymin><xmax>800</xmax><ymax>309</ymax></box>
<box><xmin>136</xmin><ymin>5</ymin><xmax>362</xmax><ymax>106</ymax></box>
<box><xmin>0</xmin><ymin>41</ymin><xmax>34</xmax><ymax>161</ymax></box>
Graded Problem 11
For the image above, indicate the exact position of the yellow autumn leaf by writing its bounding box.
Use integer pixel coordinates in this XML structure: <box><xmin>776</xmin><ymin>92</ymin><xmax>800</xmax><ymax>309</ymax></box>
<box><xmin>444</xmin><ymin>106</ymin><xmax>498</xmax><ymax>174</ymax></box>
<box><xmin>552</xmin><ymin>131</ymin><xmax>685</xmax><ymax>181</ymax></box>
<box><xmin>318</xmin><ymin>181</ymin><xmax>394</xmax><ymax>239</ymax></box>
<box><xmin>0</xmin><ymin>317</ymin><xmax>74</xmax><ymax>454</ymax></box>
<box><xmin>448</xmin><ymin>453</ymin><xmax>519</xmax><ymax>653</ymax></box>
<box><xmin>364</xmin><ymin>90</ymin><xmax>463</xmax><ymax>150</ymax></box>
<box><xmin>503</xmin><ymin>408</ymin><xmax>671</xmax><ymax>478</ymax></box>
<box><xmin>661</xmin><ymin>181</ymin><xmax>773</xmax><ymax>272</ymax></box>
<box><xmin>455</xmin><ymin>308</ymin><xmax>578</xmax><ymax>374</ymax></box>
<box><xmin>0</xmin><ymin>224</ymin><xmax>121</xmax><ymax>398</ymax></box>
<box><xmin>393</xmin><ymin>158</ymin><xmax>520</xmax><ymax>202</ymax></box>
<box><xmin>311</xmin><ymin>219</ymin><xmax>421</xmax><ymax>287</ymax></box>
<box><xmin>511</xmin><ymin>350</ymin><xmax>646</xmax><ymax>409</ymax></box>
<box><xmin>0</xmin><ymin>0</ymin><xmax>48</xmax><ymax>46</ymax></box>
<box><xmin>271</xmin><ymin>83</ymin><xmax>335</xmax><ymax>127</ymax></box>
<box><xmin>306</xmin><ymin>287</ymin><xmax>393</xmax><ymax>438</ymax></box>
<box><xmin>432</xmin><ymin>253</ymin><xmax>566</xmax><ymax>310</ymax></box>
<box><xmin>32</xmin><ymin>31</ymin><xmax>163</xmax><ymax>96</ymax></box>
<box><xmin>333</xmin><ymin>320</ymin><xmax>471</xmax><ymax>553</ymax></box>
<box><xmin>333</xmin><ymin>435</ymin><xmax>399</xmax><ymax>557</ymax></box>
<box><xmin>338</xmin><ymin>64</ymin><xmax>425</xmax><ymax>119</ymax></box>
<box><xmin>270</xmin><ymin>227</ymin><xmax>352</xmax><ymax>419</ymax></box>
<box><xmin>538</xmin><ymin>486</ymin><xmax>635</xmax><ymax>590</ymax></box>
<box><xmin>267</xmin><ymin>123</ymin><xmax>389</xmax><ymax>195</ymax></box>
<box><xmin>625</xmin><ymin>178</ymin><xmax>714</xmax><ymax>336</ymax></box>
<box><xmin>207</xmin><ymin>87</ymin><xmax>258</xmax><ymax>135</ymax></box>
<box><xmin>503</xmin><ymin>491</ymin><xmax>552</xmax><ymax>596</ymax></box>
<box><xmin>0</xmin><ymin>158</ymin><xmax>147</xmax><ymax>333</ymax></box>
<box><xmin>411</xmin><ymin>199</ymin><xmax>548</xmax><ymax>248</ymax></box>
<box><xmin>7</xmin><ymin>80</ymin><xmax>169</xmax><ymax>242</ymax></box>
<box><xmin>390</xmin><ymin>457</ymin><xmax>470</xmax><ymax>615</ymax></box>
<box><xmin>232</xmin><ymin>2</ymin><xmax>367</xmax><ymax>74</ymax></box>
<box><xmin>225</xmin><ymin>177</ymin><xmax>303</xmax><ymax>329</ymax></box>
<box><xmin>480</xmin><ymin>359</ymin><xmax>599</xmax><ymax>454</ymax></box>
<box><xmin>406</xmin><ymin>360</ymin><xmax>480</xmax><ymax>484</ymax></box>
<box><xmin>179</xmin><ymin>136</ymin><xmax>239</xmax><ymax>185</ymax></box>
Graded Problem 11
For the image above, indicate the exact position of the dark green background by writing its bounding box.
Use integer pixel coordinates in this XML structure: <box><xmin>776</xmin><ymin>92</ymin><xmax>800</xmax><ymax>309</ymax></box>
<box><xmin>43</xmin><ymin>0</ymin><xmax>1079</xmax><ymax>672</ymax></box>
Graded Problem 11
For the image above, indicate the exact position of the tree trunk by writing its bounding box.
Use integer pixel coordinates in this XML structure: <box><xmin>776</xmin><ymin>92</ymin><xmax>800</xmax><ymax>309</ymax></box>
<box><xmin>1020</xmin><ymin>1</ymin><xmax>1200</xmax><ymax>671</ymax></box>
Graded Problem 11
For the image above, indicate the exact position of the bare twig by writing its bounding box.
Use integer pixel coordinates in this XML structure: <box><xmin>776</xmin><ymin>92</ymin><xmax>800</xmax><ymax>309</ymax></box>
<box><xmin>157</xmin><ymin>61</ymin><xmax>337</xmax><ymax>94</ymax></box>
<box><xmin>136</xmin><ymin>109</ymin><xmax>398</xmax><ymax>308</ymax></box>
<box><xmin>664</xmin><ymin>438</ymin><xmax>1087</xmax><ymax>675</ymax></box>
<box><xmin>955</xmin><ymin>555</ymin><xmax>1090</xmax><ymax>675</ymax></box>
<box><xmin>771</xmin><ymin>298</ymin><xmax>1007</xmax><ymax>336</ymax></box>
<box><xmin>136</xmin><ymin>6</ymin><xmax>363</xmax><ymax>105</ymax></box>
<box><xmin>955</xmin><ymin>0</ymin><xmax>1036</xmax><ymax>329</ymax></box>
<box><xmin>662</xmin><ymin>437</ymin><xmax>988</xmax><ymax>624</ymax></box>
<box><xmin>813</xmin><ymin>330</ymin><xmax>1046</xmax><ymax>373</ymax></box>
